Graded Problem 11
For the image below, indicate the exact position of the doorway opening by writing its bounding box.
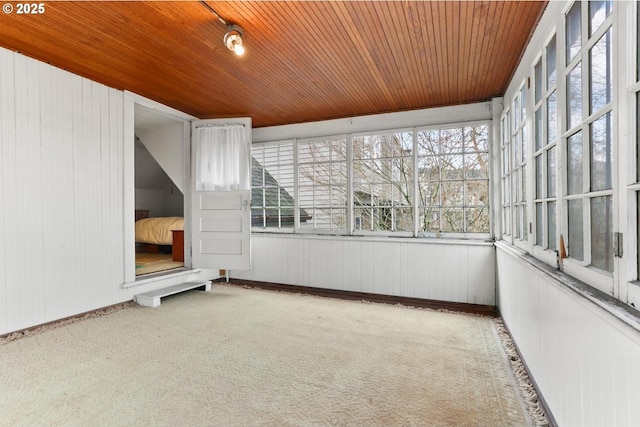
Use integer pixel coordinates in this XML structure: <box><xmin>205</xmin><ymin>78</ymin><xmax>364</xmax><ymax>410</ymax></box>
<box><xmin>134</xmin><ymin>105</ymin><xmax>187</xmax><ymax>276</ymax></box>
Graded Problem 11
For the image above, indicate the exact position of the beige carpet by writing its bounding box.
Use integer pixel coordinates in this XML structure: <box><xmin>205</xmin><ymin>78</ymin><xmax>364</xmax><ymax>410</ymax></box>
<box><xmin>0</xmin><ymin>284</ymin><xmax>535</xmax><ymax>426</ymax></box>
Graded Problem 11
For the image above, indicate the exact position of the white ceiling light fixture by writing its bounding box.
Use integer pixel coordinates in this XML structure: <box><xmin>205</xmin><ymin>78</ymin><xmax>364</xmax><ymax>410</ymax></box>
<box><xmin>224</xmin><ymin>25</ymin><xmax>245</xmax><ymax>57</ymax></box>
<box><xmin>199</xmin><ymin>1</ymin><xmax>247</xmax><ymax>58</ymax></box>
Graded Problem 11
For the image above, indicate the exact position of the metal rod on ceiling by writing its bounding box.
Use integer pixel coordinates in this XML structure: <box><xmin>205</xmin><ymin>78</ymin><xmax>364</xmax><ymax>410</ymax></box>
<box><xmin>199</xmin><ymin>1</ymin><xmax>230</xmax><ymax>27</ymax></box>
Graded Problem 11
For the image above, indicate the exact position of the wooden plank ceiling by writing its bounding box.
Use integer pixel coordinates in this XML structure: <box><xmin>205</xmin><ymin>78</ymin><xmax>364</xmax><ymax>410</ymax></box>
<box><xmin>0</xmin><ymin>1</ymin><xmax>546</xmax><ymax>128</ymax></box>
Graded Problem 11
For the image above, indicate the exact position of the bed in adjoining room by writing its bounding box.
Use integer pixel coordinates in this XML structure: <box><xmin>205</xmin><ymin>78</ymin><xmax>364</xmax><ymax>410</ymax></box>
<box><xmin>134</xmin><ymin>211</ymin><xmax>185</xmax><ymax>275</ymax></box>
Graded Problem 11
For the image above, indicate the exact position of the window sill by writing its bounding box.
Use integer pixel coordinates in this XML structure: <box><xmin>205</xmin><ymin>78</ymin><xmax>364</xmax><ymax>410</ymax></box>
<box><xmin>252</xmin><ymin>232</ymin><xmax>495</xmax><ymax>246</ymax></box>
<box><xmin>496</xmin><ymin>240</ymin><xmax>640</xmax><ymax>334</ymax></box>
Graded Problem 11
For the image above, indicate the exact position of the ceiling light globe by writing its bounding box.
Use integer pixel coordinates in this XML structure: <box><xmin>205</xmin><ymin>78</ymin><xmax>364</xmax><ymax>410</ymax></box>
<box><xmin>234</xmin><ymin>44</ymin><xmax>245</xmax><ymax>56</ymax></box>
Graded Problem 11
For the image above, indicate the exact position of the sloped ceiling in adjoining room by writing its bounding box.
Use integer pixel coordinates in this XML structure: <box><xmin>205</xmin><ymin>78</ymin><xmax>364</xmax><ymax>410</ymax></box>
<box><xmin>135</xmin><ymin>137</ymin><xmax>173</xmax><ymax>191</ymax></box>
<box><xmin>0</xmin><ymin>1</ymin><xmax>547</xmax><ymax>128</ymax></box>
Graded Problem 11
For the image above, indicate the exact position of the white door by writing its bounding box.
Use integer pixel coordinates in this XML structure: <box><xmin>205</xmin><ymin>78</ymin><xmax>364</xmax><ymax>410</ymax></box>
<box><xmin>191</xmin><ymin>118</ymin><xmax>251</xmax><ymax>271</ymax></box>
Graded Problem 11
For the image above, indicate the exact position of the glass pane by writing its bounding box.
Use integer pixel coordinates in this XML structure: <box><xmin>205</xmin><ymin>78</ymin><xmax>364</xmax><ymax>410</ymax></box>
<box><xmin>522</xmin><ymin>164</ymin><xmax>527</xmax><ymax>201</ymax></box>
<box><xmin>567</xmin><ymin>63</ymin><xmax>583</xmax><ymax>129</ymax></box>
<box><xmin>442</xmin><ymin>208</ymin><xmax>464</xmax><ymax>233</ymax></box>
<box><xmin>514</xmin><ymin>131</ymin><xmax>520</xmax><ymax>166</ymax></box>
<box><xmin>465</xmin><ymin>207</ymin><xmax>490</xmax><ymax>233</ymax></box>
<box><xmin>589</xmin><ymin>0</ymin><xmax>612</xmax><ymax>36</ymax></box>
<box><xmin>252</xmin><ymin>188</ymin><xmax>264</xmax><ymax>207</ymax></box>
<box><xmin>566</xmin><ymin>1</ymin><xmax>582</xmax><ymax>63</ymax></box>
<box><xmin>536</xmin><ymin>202</ymin><xmax>544</xmax><ymax>245</ymax></box>
<box><xmin>521</xmin><ymin>125</ymin><xmax>527</xmax><ymax>163</ymax></box>
<box><xmin>500</xmin><ymin>117</ymin><xmax>507</xmax><ymax>148</ymax></box>
<box><xmin>590</xmin><ymin>112</ymin><xmax>612</xmax><ymax>191</ymax></box>
<box><xmin>514</xmin><ymin>169</ymin><xmax>521</xmax><ymax>202</ymax></box>
<box><xmin>535</xmin><ymin>108</ymin><xmax>543</xmax><ymax>151</ymax></box>
<box><xmin>567</xmin><ymin>131</ymin><xmax>584</xmax><ymax>195</ymax></box>
<box><xmin>465</xmin><ymin>180</ymin><xmax>489</xmax><ymax>206</ymax></box>
<box><xmin>568</xmin><ymin>199</ymin><xmax>584</xmax><ymax>261</ymax></box>
<box><xmin>503</xmin><ymin>206</ymin><xmax>511</xmax><ymax>235</ymax></box>
<box><xmin>548</xmin><ymin>201</ymin><xmax>557</xmax><ymax>250</ymax></box>
<box><xmin>280</xmin><ymin>208</ymin><xmax>295</xmax><ymax>228</ymax></box>
<box><xmin>547</xmin><ymin>146</ymin><xmax>556</xmax><ymax>197</ymax></box>
<box><xmin>535</xmin><ymin>59</ymin><xmax>543</xmax><ymax>103</ymax></box>
<box><xmin>522</xmin><ymin>205</ymin><xmax>528</xmax><ymax>240</ymax></box>
<box><xmin>417</xmin><ymin>129</ymin><xmax>440</xmax><ymax>155</ymax></box>
<box><xmin>418</xmin><ymin>181</ymin><xmax>440</xmax><ymax>206</ymax></box>
<box><xmin>536</xmin><ymin>155</ymin><xmax>543</xmax><ymax>199</ymax></box>
<box><xmin>418</xmin><ymin>156</ymin><xmax>439</xmax><ymax>181</ymax></box>
<box><xmin>504</xmin><ymin>144</ymin><xmax>511</xmax><ymax>174</ymax></box>
<box><xmin>465</xmin><ymin>152</ymin><xmax>489</xmax><ymax>179</ymax></box>
<box><xmin>442</xmin><ymin>181</ymin><xmax>464</xmax><ymax>206</ymax></box>
<box><xmin>547</xmin><ymin>35</ymin><xmax>557</xmax><ymax>88</ymax></box>
<box><xmin>465</xmin><ymin>125</ymin><xmax>489</xmax><ymax>152</ymax></box>
<box><xmin>547</xmin><ymin>91</ymin><xmax>557</xmax><ymax>144</ymax></box>
<box><xmin>520</xmin><ymin>86</ymin><xmax>527</xmax><ymax>123</ymax></box>
<box><xmin>393</xmin><ymin>208</ymin><xmax>414</xmax><ymax>232</ymax></box>
<box><xmin>638</xmin><ymin>93</ymin><xmax>640</xmax><ymax>182</ymax></box>
<box><xmin>591</xmin><ymin>196</ymin><xmax>613</xmax><ymax>272</ymax></box>
<box><xmin>419</xmin><ymin>207</ymin><xmax>440</xmax><ymax>232</ymax></box>
<box><xmin>441</xmin><ymin>155</ymin><xmax>464</xmax><ymax>180</ymax></box>
<box><xmin>251</xmin><ymin>208</ymin><xmax>264</xmax><ymax>228</ymax></box>
<box><xmin>503</xmin><ymin>176</ymin><xmax>510</xmax><ymax>204</ymax></box>
<box><xmin>638</xmin><ymin>193</ymin><xmax>640</xmax><ymax>279</ymax></box>
<box><xmin>440</xmin><ymin>128</ymin><xmax>464</xmax><ymax>154</ymax></box>
<box><xmin>590</xmin><ymin>29</ymin><xmax>612</xmax><ymax>114</ymax></box>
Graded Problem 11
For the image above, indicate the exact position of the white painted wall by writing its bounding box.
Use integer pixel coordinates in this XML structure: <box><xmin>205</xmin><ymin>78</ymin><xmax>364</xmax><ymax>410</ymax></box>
<box><xmin>135</xmin><ymin>115</ymin><xmax>185</xmax><ymax>193</ymax></box>
<box><xmin>0</xmin><ymin>48</ymin><xmax>215</xmax><ymax>335</ymax></box>
<box><xmin>496</xmin><ymin>243</ymin><xmax>640</xmax><ymax>427</ymax></box>
<box><xmin>135</xmin><ymin>188</ymin><xmax>183</xmax><ymax>217</ymax></box>
<box><xmin>232</xmin><ymin>234</ymin><xmax>496</xmax><ymax>305</ymax></box>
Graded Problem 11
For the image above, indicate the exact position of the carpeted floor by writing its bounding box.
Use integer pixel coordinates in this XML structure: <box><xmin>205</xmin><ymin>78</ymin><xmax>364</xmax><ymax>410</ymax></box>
<box><xmin>0</xmin><ymin>284</ymin><xmax>539</xmax><ymax>426</ymax></box>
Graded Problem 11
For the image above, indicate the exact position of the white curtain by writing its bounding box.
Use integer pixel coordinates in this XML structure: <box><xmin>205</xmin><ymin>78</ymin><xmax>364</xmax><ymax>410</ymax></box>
<box><xmin>195</xmin><ymin>124</ymin><xmax>249</xmax><ymax>191</ymax></box>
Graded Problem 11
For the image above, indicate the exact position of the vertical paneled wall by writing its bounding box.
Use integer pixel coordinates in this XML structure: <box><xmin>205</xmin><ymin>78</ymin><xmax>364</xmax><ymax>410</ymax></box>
<box><xmin>0</xmin><ymin>48</ymin><xmax>126</xmax><ymax>335</ymax></box>
<box><xmin>231</xmin><ymin>234</ymin><xmax>496</xmax><ymax>305</ymax></box>
<box><xmin>496</xmin><ymin>243</ymin><xmax>640</xmax><ymax>427</ymax></box>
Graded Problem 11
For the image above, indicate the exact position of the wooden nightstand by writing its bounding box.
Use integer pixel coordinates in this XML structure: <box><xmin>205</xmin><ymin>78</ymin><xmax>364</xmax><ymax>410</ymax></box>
<box><xmin>171</xmin><ymin>230</ymin><xmax>184</xmax><ymax>262</ymax></box>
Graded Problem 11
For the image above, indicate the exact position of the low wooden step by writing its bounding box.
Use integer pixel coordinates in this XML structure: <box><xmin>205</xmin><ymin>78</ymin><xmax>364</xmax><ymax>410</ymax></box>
<box><xmin>135</xmin><ymin>280</ymin><xmax>212</xmax><ymax>308</ymax></box>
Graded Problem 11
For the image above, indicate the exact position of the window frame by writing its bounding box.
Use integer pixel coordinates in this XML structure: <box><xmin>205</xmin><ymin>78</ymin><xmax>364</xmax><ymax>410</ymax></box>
<box><xmin>532</xmin><ymin>33</ymin><xmax>561</xmax><ymax>263</ymax></box>
<box><xmin>559</xmin><ymin>0</ymin><xmax>615</xmax><ymax>293</ymax></box>
<box><xmin>250</xmin><ymin>140</ymin><xmax>297</xmax><ymax>233</ymax></box>
<box><xmin>251</xmin><ymin>120</ymin><xmax>492</xmax><ymax>240</ymax></box>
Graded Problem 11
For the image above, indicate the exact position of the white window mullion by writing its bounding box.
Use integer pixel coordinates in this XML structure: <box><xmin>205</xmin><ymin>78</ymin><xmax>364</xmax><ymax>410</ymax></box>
<box><xmin>347</xmin><ymin>134</ymin><xmax>354</xmax><ymax>235</ymax></box>
<box><xmin>293</xmin><ymin>139</ymin><xmax>300</xmax><ymax>232</ymax></box>
<box><xmin>413</xmin><ymin>128</ymin><xmax>420</xmax><ymax>237</ymax></box>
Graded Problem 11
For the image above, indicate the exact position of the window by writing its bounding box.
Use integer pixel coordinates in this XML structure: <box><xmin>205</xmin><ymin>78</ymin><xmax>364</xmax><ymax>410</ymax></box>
<box><xmin>298</xmin><ymin>137</ymin><xmax>348</xmax><ymax>232</ymax></box>
<box><xmin>416</xmin><ymin>125</ymin><xmax>490</xmax><ymax>234</ymax></box>
<box><xmin>501</xmin><ymin>113</ymin><xmax>512</xmax><ymax>236</ymax></box>
<box><xmin>251</xmin><ymin>142</ymin><xmax>295</xmax><ymax>229</ymax></box>
<box><xmin>563</xmin><ymin>0</ymin><xmax>613</xmax><ymax>273</ymax></box>
<box><xmin>634</xmin><ymin>2</ymin><xmax>640</xmax><ymax>281</ymax></box>
<box><xmin>251</xmin><ymin>122</ymin><xmax>490</xmax><ymax>237</ymax></box>
<box><xmin>353</xmin><ymin>132</ymin><xmax>413</xmax><ymax>233</ymax></box>
<box><xmin>512</xmin><ymin>85</ymin><xmax>528</xmax><ymax>242</ymax></box>
<box><xmin>534</xmin><ymin>35</ymin><xmax>559</xmax><ymax>251</ymax></box>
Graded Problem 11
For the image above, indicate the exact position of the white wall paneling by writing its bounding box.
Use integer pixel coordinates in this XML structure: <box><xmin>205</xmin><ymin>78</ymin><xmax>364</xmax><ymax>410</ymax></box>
<box><xmin>496</xmin><ymin>242</ymin><xmax>640</xmax><ymax>427</ymax></box>
<box><xmin>0</xmin><ymin>48</ymin><xmax>126</xmax><ymax>334</ymax></box>
<box><xmin>0</xmin><ymin>48</ymin><xmax>216</xmax><ymax>335</ymax></box>
<box><xmin>232</xmin><ymin>234</ymin><xmax>496</xmax><ymax>305</ymax></box>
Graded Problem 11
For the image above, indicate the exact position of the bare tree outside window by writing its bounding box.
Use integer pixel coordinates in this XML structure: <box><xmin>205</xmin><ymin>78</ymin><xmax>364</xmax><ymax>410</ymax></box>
<box><xmin>417</xmin><ymin>125</ymin><xmax>490</xmax><ymax>234</ymax></box>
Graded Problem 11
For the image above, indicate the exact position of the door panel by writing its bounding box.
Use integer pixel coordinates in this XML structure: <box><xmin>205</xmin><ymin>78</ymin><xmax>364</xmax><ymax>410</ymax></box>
<box><xmin>191</xmin><ymin>118</ymin><xmax>251</xmax><ymax>271</ymax></box>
